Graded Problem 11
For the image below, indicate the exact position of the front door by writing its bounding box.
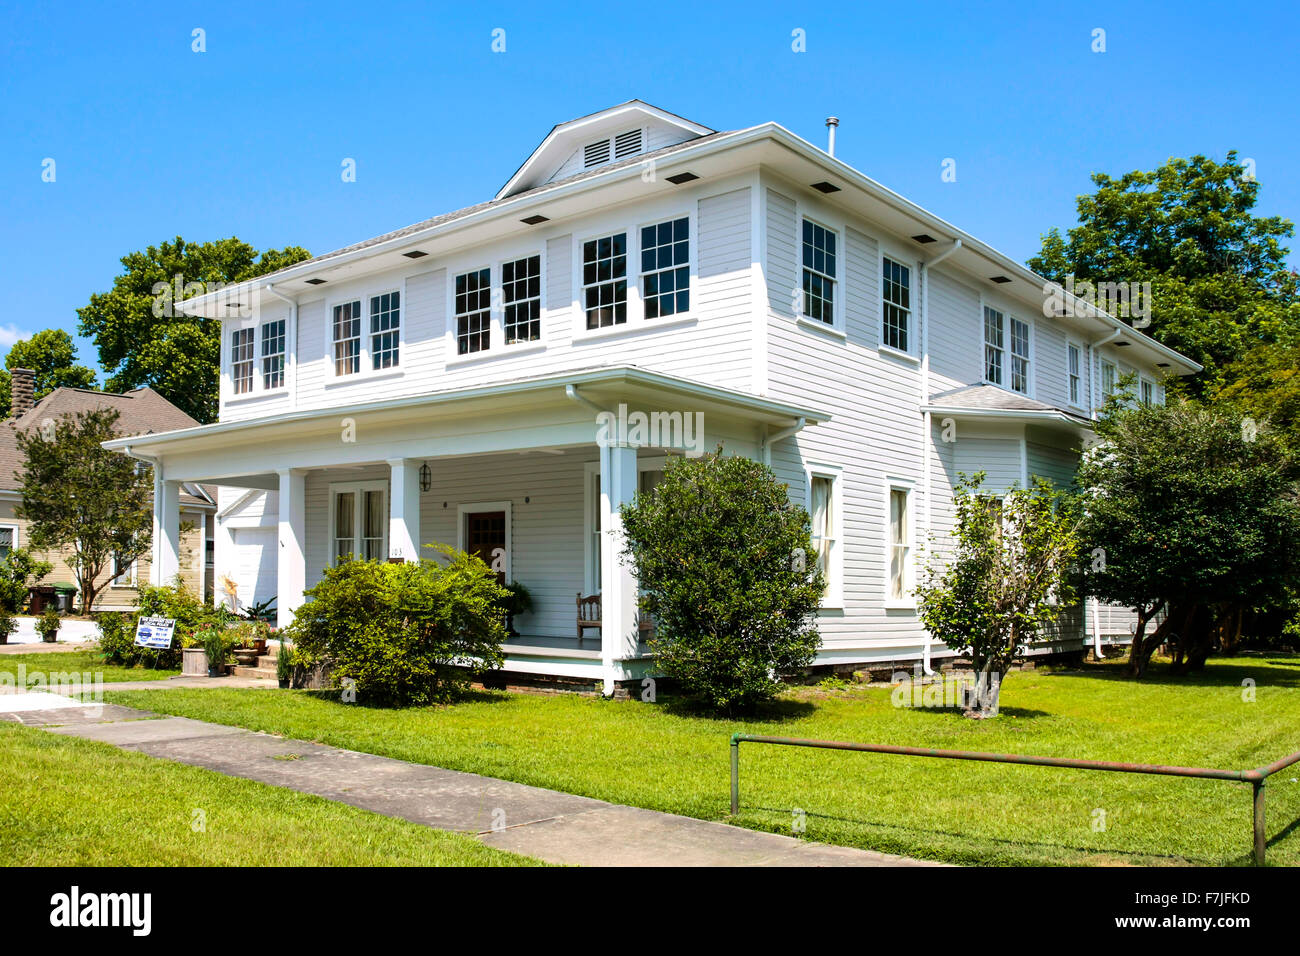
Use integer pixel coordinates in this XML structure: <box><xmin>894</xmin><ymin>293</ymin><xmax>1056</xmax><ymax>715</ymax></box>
<box><xmin>465</xmin><ymin>510</ymin><xmax>507</xmax><ymax>583</ymax></box>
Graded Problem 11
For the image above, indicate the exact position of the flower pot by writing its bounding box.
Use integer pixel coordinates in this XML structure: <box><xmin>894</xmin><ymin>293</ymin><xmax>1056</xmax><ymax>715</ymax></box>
<box><xmin>207</xmin><ymin>665</ymin><xmax>224</xmax><ymax>678</ymax></box>
<box><xmin>278</xmin><ymin>678</ymin><xmax>290</xmax><ymax>689</ymax></box>
<box><xmin>41</xmin><ymin>634</ymin><xmax>57</xmax><ymax>643</ymax></box>
<box><xmin>182</xmin><ymin>647</ymin><xmax>208</xmax><ymax>676</ymax></box>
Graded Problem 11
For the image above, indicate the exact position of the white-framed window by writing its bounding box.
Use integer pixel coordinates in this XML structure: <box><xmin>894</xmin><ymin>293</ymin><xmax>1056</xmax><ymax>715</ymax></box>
<box><xmin>370</xmin><ymin>291</ymin><xmax>400</xmax><ymax>370</ymax></box>
<box><xmin>1100</xmin><ymin>360</ymin><xmax>1117</xmax><ymax>399</ymax></box>
<box><xmin>231</xmin><ymin>327</ymin><xmax>254</xmax><ymax>395</ymax></box>
<box><xmin>800</xmin><ymin>219</ymin><xmax>837</xmax><ymax>325</ymax></box>
<box><xmin>1009</xmin><ymin>317</ymin><xmax>1031</xmax><ymax>393</ymax></box>
<box><xmin>454</xmin><ymin>267</ymin><xmax>491</xmax><ymax>355</ymax></box>
<box><xmin>330</xmin><ymin>481</ymin><xmax>387</xmax><ymax>564</ymax></box>
<box><xmin>805</xmin><ymin>465</ymin><xmax>843</xmax><ymax>607</ymax></box>
<box><xmin>503</xmin><ymin>254</ymin><xmax>542</xmax><ymax>344</ymax></box>
<box><xmin>881</xmin><ymin>257</ymin><xmax>912</xmax><ymax>352</ymax></box>
<box><xmin>111</xmin><ymin>552</ymin><xmax>137</xmax><ymax>587</ymax></box>
<box><xmin>1067</xmin><ymin>341</ymin><xmax>1083</xmax><ymax>407</ymax></box>
<box><xmin>886</xmin><ymin>482</ymin><xmax>914</xmax><ymax>606</ymax></box>
<box><xmin>1140</xmin><ymin>377</ymin><xmax>1154</xmax><ymax>406</ymax></box>
<box><xmin>582</xmin><ymin>232</ymin><xmax>628</xmax><ymax>329</ymax></box>
<box><xmin>983</xmin><ymin>307</ymin><xmax>1030</xmax><ymax>394</ymax></box>
<box><xmin>332</xmin><ymin>300</ymin><xmax>362</xmax><ymax>376</ymax></box>
<box><xmin>261</xmin><ymin>319</ymin><xmax>286</xmax><ymax>390</ymax></box>
<box><xmin>640</xmin><ymin>216</ymin><xmax>690</xmax><ymax>319</ymax></box>
<box><xmin>0</xmin><ymin>524</ymin><xmax>17</xmax><ymax>562</ymax></box>
<box><xmin>984</xmin><ymin>306</ymin><xmax>1004</xmax><ymax>385</ymax></box>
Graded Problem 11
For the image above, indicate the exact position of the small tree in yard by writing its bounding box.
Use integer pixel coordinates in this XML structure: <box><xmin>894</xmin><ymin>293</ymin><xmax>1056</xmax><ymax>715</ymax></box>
<box><xmin>286</xmin><ymin>546</ymin><xmax>508</xmax><ymax>707</ymax></box>
<box><xmin>917</xmin><ymin>473</ymin><xmax>1081</xmax><ymax>718</ymax></box>
<box><xmin>16</xmin><ymin>408</ymin><xmax>153</xmax><ymax>614</ymax></box>
<box><xmin>619</xmin><ymin>450</ymin><xmax>824</xmax><ymax>713</ymax></box>
<box><xmin>1078</xmin><ymin>398</ymin><xmax>1300</xmax><ymax>677</ymax></box>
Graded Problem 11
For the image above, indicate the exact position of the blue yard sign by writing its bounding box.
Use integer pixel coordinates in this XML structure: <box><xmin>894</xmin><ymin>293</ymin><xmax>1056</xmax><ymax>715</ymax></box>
<box><xmin>133</xmin><ymin>616</ymin><xmax>177</xmax><ymax>649</ymax></box>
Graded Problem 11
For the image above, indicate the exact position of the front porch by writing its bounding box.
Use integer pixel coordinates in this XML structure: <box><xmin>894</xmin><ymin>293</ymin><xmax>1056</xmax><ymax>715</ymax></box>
<box><xmin>108</xmin><ymin>367</ymin><xmax>827</xmax><ymax>693</ymax></box>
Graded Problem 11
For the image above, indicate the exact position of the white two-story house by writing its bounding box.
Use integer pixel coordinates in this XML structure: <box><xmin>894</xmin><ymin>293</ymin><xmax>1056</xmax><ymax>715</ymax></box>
<box><xmin>107</xmin><ymin>101</ymin><xmax>1199</xmax><ymax>693</ymax></box>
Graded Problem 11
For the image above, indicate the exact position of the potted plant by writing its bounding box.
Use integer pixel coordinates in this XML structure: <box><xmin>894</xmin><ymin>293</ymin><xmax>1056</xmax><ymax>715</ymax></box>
<box><xmin>37</xmin><ymin>607</ymin><xmax>60</xmax><ymax>643</ymax></box>
<box><xmin>276</xmin><ymin>636</ymin><xmax>295</xmax><ymax>689</ymax></box>
<box><xmin>501</xmin><ymin>581</ymin><xmax>533</xmax><ymax>637</ymax></box>
<box><xmin>202</xmin><ymin>628</ymin><xmax>229</xmax><ymax>678</ymax></box>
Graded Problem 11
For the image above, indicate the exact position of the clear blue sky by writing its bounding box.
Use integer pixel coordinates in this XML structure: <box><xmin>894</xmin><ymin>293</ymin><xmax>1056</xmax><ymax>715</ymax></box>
<box><xmin>3</xmin><ymin>0</ymin><xmax>1297</xmax><ymax>378</ymax></box>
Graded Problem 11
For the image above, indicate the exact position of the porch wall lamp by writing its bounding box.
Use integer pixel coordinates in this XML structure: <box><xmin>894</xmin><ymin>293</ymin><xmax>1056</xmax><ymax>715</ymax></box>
<box><xmin>418</xmin><ymin>462</ymin><xmax>431</xmax><ymax>493</ymax></box>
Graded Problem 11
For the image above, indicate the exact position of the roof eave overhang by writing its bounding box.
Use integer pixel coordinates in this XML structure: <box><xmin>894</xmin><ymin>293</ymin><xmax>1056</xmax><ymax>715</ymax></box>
<box><xmin>922</xmin><ymin>403</ymin><xmax>1094</xmax><ymax>432</ymax></box>
<box><xmin>104</xmin><ymin>367</ymin><xmax>830</xmax><ymax>456</ymax></box>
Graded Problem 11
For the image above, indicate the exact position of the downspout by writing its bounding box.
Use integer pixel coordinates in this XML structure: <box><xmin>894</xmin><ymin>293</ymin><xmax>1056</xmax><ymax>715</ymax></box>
<box><xmin>760</xmin><ymin>417</ymin><xmax>806</xmax><ymax>467</ymax></box>
<box><xmin>263</xmin><ymin>283</ymin><xmax>299</xmax><ymax>411</ymax></box>
<box><xmin>919</xmin><ymin>239</ymin><xmax>960</xmax><ymax>676</ymax></box>
<box><xmin>565</xmin><ymin>383</ymin><xmax>606</xmax><ymax>417</ymax></box>
<box><xmin>1084</xmin><ymin>326</ymin><xmax>1122</xmax><ymax>659</ymax></box>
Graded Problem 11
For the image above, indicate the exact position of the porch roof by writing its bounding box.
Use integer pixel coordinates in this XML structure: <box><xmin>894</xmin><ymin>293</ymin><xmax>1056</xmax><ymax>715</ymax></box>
<box><xmin>102</xmin><ymin>366</ymin><xmax>831</xmax><ymax>459</ymax></box>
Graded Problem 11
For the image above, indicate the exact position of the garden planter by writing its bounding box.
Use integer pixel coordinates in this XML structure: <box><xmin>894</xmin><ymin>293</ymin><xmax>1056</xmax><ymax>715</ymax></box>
<box><xmin>41</xmin><ymin>632</ymin><xmax>57</xmax><ymax>643</ymax></box>
<box><xmin>182</xmin><ymin>648</ymin><xmax>208</xmax><ymax>677</ymax></box>
<box><xmin>278</xmin><ymin>678</ymin><xmax>290</xmax><ymax>689</ymax></box>
<box><xmin>232</xmin><ymin>648</ymin><xmax>260</xmax><ymax>666</ymax></box>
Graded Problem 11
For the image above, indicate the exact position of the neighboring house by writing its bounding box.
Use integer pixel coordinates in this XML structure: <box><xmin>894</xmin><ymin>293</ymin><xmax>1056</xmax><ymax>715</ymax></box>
<box><xmin>104</xmin><ymin>101</ymin><xmax>1199</xmax><ymax>691</ymax></box>
<box><xmin>0</xmin><ymin>369</ymin><xmax>215</xmax><ymax>610</ymax></box>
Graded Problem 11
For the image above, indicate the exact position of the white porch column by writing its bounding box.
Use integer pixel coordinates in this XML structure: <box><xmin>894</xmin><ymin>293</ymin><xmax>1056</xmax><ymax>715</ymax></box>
<box><xmin>277</xmin><ymin>468</ymin><xmax>307</xmax><ymax>629</ymax></box>
<box><xmin>151</xmin><ymin>474</ymin><xmax>182</xmax><ymax>587</ymax></box>
<box><xmin>387</xmin><ymin>458</ymin><xmax>422</xmax><ymax>563</ymax></box>
<box><xmin>599</xmin><ymin>441</ymin><xmax>639</xmax><ymax>695</ymax></box>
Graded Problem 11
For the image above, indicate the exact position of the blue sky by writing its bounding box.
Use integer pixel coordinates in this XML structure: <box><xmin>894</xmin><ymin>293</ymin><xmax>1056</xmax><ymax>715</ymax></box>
<box><xmin>2</xmin><ymin>0</ymin><xmax>1297</xmax><ymax>379</ymax></box>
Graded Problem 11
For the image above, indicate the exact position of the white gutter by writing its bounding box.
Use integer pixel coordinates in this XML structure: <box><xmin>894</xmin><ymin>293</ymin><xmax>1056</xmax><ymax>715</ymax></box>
<box><xmin>263</xmin><ymin>283</ymin><xmax>299</xmax><ymax>412</ymax></box>
<box><xmin>918</xmin><ymin>239</ymin><xmax>961</xmax><ymax>676</ymax></box>
<box><xmin>760</xmin><ymin>417</ymin><xmax>806</xmax><ymax>466</ymax></box>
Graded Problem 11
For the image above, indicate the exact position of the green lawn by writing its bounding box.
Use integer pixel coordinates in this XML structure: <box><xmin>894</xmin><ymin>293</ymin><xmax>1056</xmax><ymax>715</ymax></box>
<box><xmin>108</xmin><ymin>656</ymin><xmax>1300</xmax><ymax>866</ymax></box>
<box><xmin>0</xmin><ymin>649</ymin><xmax>178</xmax><ymax>683</ymax></box>
<box><xmin>0</xmin><ymin>722</ymin><xmax>540</xmax><ymax>866</ymax></box>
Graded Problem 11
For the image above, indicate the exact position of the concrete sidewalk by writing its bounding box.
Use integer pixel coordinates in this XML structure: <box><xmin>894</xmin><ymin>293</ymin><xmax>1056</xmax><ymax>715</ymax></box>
<box><xmin>1</xmin><ymin>693</ymin><xmax>939</xmax><ymax>867</ymax></box>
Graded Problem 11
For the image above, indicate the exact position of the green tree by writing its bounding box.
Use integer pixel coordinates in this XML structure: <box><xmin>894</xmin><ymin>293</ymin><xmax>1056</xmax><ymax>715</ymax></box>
<box><xmin>1078</xmin><ymin>398</ymin><xmax>1300</xmax><ymax>676</ymax></box>
<box><xmin>1028</xmin><ymin>152</ymin><xmax>1300</xmax><ymax>394</ymax></box>
<box><xmin>619</xmin><ymin>450</ymin><xmax>824</xmax><ymax>713</ymax></box>
<box><xmin>77</xmin><ymin>237</ymin><xmax>310</xmax><ymax>423</ymax></box>
<box><xmin>0</xmin><ymin>329</ymin><xmax>98</xmax><ymax>418</ymax></box>
<box><xmin>15</xmin><ymin>408</ymin><xmax>153</xmax><ymax>614</ymax></box>
<box><xmin>917</xmin><ymin>474</ymin><xmax>1081</xmax><ymax>717</ymax></box>
<box><xmin>1214</xmin><ymin>340</ymin><xmax>1300</xmax><ymax>452</ymax></box>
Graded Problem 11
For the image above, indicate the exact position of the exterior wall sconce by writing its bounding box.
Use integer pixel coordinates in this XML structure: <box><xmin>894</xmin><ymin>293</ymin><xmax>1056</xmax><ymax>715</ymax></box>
<box><xmin>419</xmin><ymin>462</ymin><xmax>431</xmax><ymax>492</ymax></box>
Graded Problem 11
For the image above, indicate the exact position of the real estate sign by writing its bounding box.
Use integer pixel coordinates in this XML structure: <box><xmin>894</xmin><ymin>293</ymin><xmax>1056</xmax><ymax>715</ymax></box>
<box><xmin>134</xmin><ymin>616</ymin><xmax>176</xmax><ymax>649</ymax></box>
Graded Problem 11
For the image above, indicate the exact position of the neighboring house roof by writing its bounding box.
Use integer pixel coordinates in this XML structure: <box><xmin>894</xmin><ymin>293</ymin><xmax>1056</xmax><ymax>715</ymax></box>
<box><xmin>0</xmin><ymin>386</ymin><xmax>217</xmax><ymax>506</ymax></box>
<box><xmin>925</xmin><ymin>384</ymin><xmax>1092</xmax><ymax>427</ymax></box>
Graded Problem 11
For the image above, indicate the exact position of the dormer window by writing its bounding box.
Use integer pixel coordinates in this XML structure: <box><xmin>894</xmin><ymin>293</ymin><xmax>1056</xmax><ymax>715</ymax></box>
<box><xmin>582</xmin><ymin>128</ymin><xmax>644</xmax><ymax>168</ymax></box>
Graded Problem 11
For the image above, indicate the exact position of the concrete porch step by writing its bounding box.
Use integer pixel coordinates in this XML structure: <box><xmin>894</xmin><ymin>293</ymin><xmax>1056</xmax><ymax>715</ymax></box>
<box><xmin>231</xmin><ymin>665</ymin><xmax>278</xmax><ymax>680</ymax></box>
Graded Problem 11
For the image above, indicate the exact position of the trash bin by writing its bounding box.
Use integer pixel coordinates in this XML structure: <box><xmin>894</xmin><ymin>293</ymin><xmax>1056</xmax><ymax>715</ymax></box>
<box><xmin>53</xmin><ymin>585</ymin><xmax>77</xmax><ymax>613</ymax></box>
<box><xmin>29</xmin><ymin>585</ymin><xmax>56</xmax><ymax>615</ymax></box>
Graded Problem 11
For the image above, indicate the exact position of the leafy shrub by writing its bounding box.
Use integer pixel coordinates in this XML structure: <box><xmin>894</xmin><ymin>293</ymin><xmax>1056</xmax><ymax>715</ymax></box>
<box><xmin>276</xmin><ymin>636</ymin><xmax>295</xmax><ymax>683</ymax></box>
<box><xmin>37</xmin><ymin>608</ymin><xmax>61</xmax><ymax>643</ymax></box>
<box><xmin>96</xmin><ymin>578</ymin><xmax>231</xmax><ymax>670</ymax></box>
<box><xmin>286</xmin><ymin>546</ymin><xmax>508</xmax><ymax>707</ymax></box>
<box><xmin>225</xmin><ymin>619</ymin><xmax>271</xmax><ymax>647</ymax></box>
<box><xmin>0</xmin><ymin>548</ymin><xmax>52</xmax><ymax>613</ymax></box>
<box><xmin>619</xmin><ymin>450</ymin><xmax>825</xmax><ymax>713</ymax></box>
<box><xmin>0</xmin><ymin>611</ymin><xmax>15</xmax><ymax>644</ymax></box>
<box><xmin>201</xmin><ymin>627</ymin><xmax>229</xmax><ymax>672</ymax></box>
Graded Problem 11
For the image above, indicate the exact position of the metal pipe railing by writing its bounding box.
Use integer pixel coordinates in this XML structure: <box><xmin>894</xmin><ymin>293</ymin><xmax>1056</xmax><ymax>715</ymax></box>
<box><xmin>729</xmin><ymin>733</ymin><xmax>1300</xmax><ymax>865</ymax></box>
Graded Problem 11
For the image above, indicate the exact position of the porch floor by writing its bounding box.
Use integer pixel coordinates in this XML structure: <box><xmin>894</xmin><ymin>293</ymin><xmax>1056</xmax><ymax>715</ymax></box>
<box><xmin>502</xmin><ymin>634</ymin><xmax>652</xmax><ymax>661</ymax></box>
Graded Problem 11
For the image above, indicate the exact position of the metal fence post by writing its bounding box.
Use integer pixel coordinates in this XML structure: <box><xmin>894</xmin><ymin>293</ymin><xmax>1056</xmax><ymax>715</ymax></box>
<box><xmin>1253</xmin><ymin>779</ymin><xmax>1266</xmax><ymax>866</ymax></box>
<box><xmin>730</xmin><ymin>734</ymin><xmax>741</xmax><ymax>815</ymax></box>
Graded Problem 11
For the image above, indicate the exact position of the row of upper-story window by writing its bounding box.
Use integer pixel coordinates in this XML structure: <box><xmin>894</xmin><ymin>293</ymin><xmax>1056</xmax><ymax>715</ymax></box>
<box><xmin>224</xmin><ymin>213</ymin><xmax>696</xmax><ymax>399</ymax></box>
<box><xmin>795</xmin><ymin>214</ymin><xmax>1165</xmax><ymax>411</ymax></box>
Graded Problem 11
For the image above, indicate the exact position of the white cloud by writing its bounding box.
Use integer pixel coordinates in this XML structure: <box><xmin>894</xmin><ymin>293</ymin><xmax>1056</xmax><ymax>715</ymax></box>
<box><xmin>0</xmin><ymin>324</ymin><xmax>32</xmax><ymax>349</ymax></box>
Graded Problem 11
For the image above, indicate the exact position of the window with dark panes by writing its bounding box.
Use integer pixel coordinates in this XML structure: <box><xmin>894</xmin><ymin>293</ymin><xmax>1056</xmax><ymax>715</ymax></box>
<box><xmin>455</xmin><ymin>268</ymin><xmax>491</xmax><ymax>354</ymax></box>
<box><xmin>503</xmin><ymin>255</ymin><xmax>541</xmax><ymax>344</ymax></box>
<box><xmin>370</xmin><ymin>291</ymin><xmax>400</xmax><ymax>369</ymax></box>
<box><xmin>333</xmin><ymin>301</ymin><xmax>361</xmax><ymax>375</ymax></box>
<box><xmin>641</xmin><ymin>217</ymin><xmax>689</xmax><ymax>318</ymax></box>
<box><xmin>231</xmin><ymin>327</ymin><xmax>254</xmax><ymax>393</ymax></box>
<box><xmin>801</xmin><ymin>220</ymin><xmax>836</xmax><ymax>324</ymax></box>
<box><xmin>583</xmin><ymin>233</ymin><xmax>627</xmax><ymax>329</ymax></box>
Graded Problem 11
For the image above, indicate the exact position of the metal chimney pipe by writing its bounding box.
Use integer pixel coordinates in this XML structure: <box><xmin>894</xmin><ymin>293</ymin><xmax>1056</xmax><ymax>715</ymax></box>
<box><xmin>825</xmin><ymin>116</ymin><xmax>839</xmax><ymax>157</ymax></box>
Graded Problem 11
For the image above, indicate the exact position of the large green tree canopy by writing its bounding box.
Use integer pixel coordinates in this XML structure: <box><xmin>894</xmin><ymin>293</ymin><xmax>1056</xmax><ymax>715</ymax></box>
<box><xmin>0</xmin><ymin>328</ymin><xmax>97</xmax><ymax>418</ymax></box>
<box><xmin>1028</xmin><ymin>152</ymin><xmax>1299</xmax><ymax>395</ymax></box>
<box><xmin>77</xmin><ymin>237</ymin><xmax>310</xmax><ymax>423</ymax></box>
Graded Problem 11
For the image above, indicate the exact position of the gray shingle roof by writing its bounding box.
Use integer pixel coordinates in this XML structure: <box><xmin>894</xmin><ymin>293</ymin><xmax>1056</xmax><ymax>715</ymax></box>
<box><xmin>928</xmin><ymin>383</ymin><xmax>1089</xmax><ymax>420</ymax></box>
<box><xmin>0</xmin><ymin>387</ymin><xmax>214</xmax><ymax>504</ymax></box>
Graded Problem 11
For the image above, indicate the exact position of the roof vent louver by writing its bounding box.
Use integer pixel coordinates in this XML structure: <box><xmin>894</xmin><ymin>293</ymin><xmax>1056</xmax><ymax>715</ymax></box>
<box><xmin>613</xmin><ymin>128</ymin><xmax>643</xmax><ymax>158</ymax></box>
<box><xmin>583</xmin><ymin>139</ymin><xmax>611</xmax><ymax>168</ymax></box>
